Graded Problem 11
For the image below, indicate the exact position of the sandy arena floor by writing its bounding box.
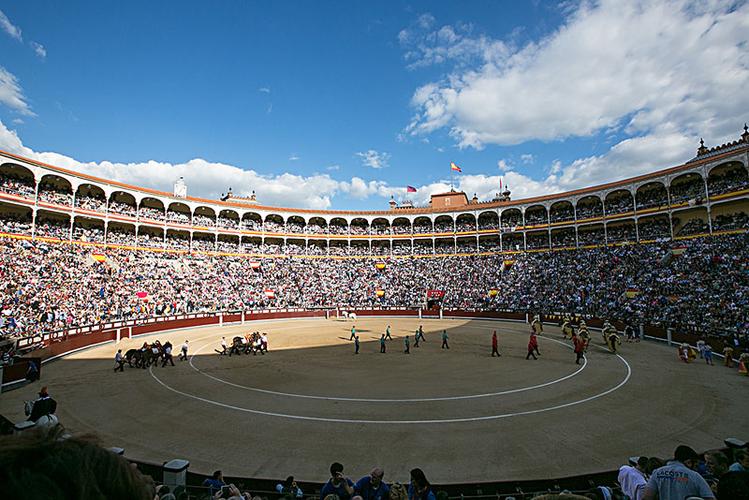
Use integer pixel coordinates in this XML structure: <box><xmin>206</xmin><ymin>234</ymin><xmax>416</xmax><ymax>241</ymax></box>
<box><xmin>1</xmin><ymin>317</ymin><xmax>746</xmax><ymax>484</ymax></box>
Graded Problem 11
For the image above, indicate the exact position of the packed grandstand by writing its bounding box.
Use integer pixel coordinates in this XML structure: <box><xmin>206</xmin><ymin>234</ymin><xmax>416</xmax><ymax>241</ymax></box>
<box><xmin>1</xmin><ymin>130</ymin><xmax>749</xmax><ymax>500</ymax></box>
<box><xmin>0</xmin><ymin>128</ymin><xmax>747</xmax><ymax>345</ymax></box>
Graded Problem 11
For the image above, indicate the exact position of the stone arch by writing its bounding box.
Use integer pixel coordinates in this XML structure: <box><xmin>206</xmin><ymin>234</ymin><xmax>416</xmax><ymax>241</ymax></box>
<box><xmin>74</xmin><ymin>183</ymin><xmax>107</xmax><ymax>212</ymax></box>
<box><xmin>139</xmin><ymin>197</ymin><xmax>166</xmax><ymax>221</ymax></box>
<box><xmin>392</xmin><ymin>217</ymin><xmax>411</xmax><ymax>235</ymax></box>
<box><xmin>434</xmin><ymin>214</ymin><xmax>454</xmax><ymax>233</ymax></box>
<box><xmin>604</xmin><ymin>189</ymin><xmax>634</xmax><ymax>216</ymax></box>
<box><xmin>109</xmin><ymin>191</ymin><xmax>137</xmax><ymax>216</ymax></box>
<box><xmin>707</xmin><ymin>161</ymin><xmax>748</xmax><ymax>196</ymax></box>
<box><xmin>500</xmin><ymin>208</ymin><xmax>522</xmax><ymax>229</ymax></box>
<box><xmin>525</xmin><ymin>204</ymin><xmax>549</xmax><ymax>226</ymax></box>
<box><xmin>217</xmin><ymin>209</ymin><xmax>240</xmax><ymax>229</ymax></box>
<box><xmin>38</xmin><ymin>174</ymin><xmax>73</xmax><ymax>206</ymax></box>
<box><xmin>576</xmin><ymin>195</ymin><xmax>603</xmax><ymax>220</ymax></box>
<box><xmin>168</xmin><ymin>201</ymin><xmax>192</xmax><ymax>224</ymax></box>
<box><xmin>478</xmin><ymin>211</ymin><xmax>498</xmax><ymax>230</ymax></box>
<box><xmin>549</xmin><ymin>201</ymin><xmax>574</xmax><ymax>223</ymax></box>
<box><xmin>669</xmin><ymin>172</ymin><xmax>705</xmax><ymax>205</ymax></box>
<box><xmin>635</xmin><ymin>182</ymin><xmax>668</xmax><ymax>210</ymax></box>
<box><xmin>455</xmin><ymin>213</ymin><xmax>476</xmax><ymax>232</ymax></box>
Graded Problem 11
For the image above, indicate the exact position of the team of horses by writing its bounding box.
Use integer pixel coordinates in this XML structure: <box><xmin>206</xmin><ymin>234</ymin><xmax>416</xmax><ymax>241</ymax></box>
<box><xmin>217</xmin><ymin>332</ymin><xmax>268</xmax><ymax>357</ymax></box>
<box><xmin>124</xmin><ymin>340</ymin><xmax>175</xmax><ymax>369</ymax></box>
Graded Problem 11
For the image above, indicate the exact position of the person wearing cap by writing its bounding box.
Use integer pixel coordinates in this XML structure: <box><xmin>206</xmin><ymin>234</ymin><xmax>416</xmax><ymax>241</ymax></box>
<box><xmin>355</xmin><ymin>467</ymin><xmax>389</xmax><ymax>500</ymax></box>
<box><xmin>28</xmin><ymin>386</ymin><xmax>57</xmax><ymax>423</ymax></box>
<box><xmin>643</xmin><ymin>445</ymin><xmax>715</xmax><ymax>499</ymax></box>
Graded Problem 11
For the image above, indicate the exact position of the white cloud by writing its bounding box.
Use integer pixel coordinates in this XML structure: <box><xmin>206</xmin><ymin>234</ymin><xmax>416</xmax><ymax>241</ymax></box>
<box><xmin>31</xmin><ymin>41</ymin><xmax>46</xmax><ymax>59</ymax></box>
<box><xmin>11</xmin><ymin>118</ymin><xmax>23</xmax><ymax>125</ymax></box>
<box><xmin>326</xmin><ymin>164</ymin><xmax>340</xmax><ymax>171</ymax></box>
<box><xmin>355</xmin><ymin>149</ymin><xmax>390</xmax><ymax>169</ymax></box>
<box><xmin>404</xmin><ymin>1</ymin><xmax>749</xmax><ymax>150</ymax></box>
<box><xmin>520</xmin><ymin>154</ymin><xmax>534</xmax><ymax>164</ymax></box>
<box><xmin>497</xmin><ymin>159</ymin><xmax>513</xmax><ymax>172</ymax></box>
<box><xmin>0</xmin><ymin>10</ymin><xmax>22</xmax><ymax>41</ymax></box>
<box><xmin>258</xmin><ymin>87</ymin><xmax>271</xmax><ymax>94</ymax></box>
<box><xmin>288</xmin><ymin>154</ymin><xmax>300</xmax><ymax>161</ymax></box>
<box><xmin>0</xmin><ymin>67</ymin><xmax>35</xmax><ymax>116</ymax></box>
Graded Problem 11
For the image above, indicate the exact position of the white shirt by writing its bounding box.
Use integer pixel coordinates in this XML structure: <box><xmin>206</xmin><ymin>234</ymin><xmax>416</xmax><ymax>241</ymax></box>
<box><xmin>181</xmin><ymin>343</ymin><xmax>188</xmax><ymax>352</ymax></box>
<box><xmin>618</xmin><ymin>465</ymin><xmax>646</xmax><ymax>500</ymax></box>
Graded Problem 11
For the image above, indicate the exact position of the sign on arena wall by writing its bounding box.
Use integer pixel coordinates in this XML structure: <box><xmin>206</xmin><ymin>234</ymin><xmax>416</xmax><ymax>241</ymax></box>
<box><xmin>264</xmin><ymin>289</ymin><xmax>275</xmax><ymax>299</ymax></box>
<box><xmin>426</xmin><ymin>289</ymin><xmax>445</xmax><ymax>299</ymax></box>
<box><xmin>250</xmin><ymin>261</ymin><xmax>261</xmax><ymax>270</ymax></box>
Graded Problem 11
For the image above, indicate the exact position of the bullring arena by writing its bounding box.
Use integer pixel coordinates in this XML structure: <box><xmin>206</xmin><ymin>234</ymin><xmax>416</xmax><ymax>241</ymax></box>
<box><xmin>1</xmin><ymin>127</ymin><xmax>749</xmax><ymax>497</ymax></box>
<box><xmin>1</xmin><ymin>315</ymin><xmax>747</xmax><ymax>484</ymax></box>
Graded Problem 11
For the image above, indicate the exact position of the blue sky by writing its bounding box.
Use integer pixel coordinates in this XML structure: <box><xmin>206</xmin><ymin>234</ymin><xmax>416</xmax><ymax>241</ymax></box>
<box><xmin>0</xmin><ymin>1</ymin><xmax>747</xmax><ymax>209</ymax></box>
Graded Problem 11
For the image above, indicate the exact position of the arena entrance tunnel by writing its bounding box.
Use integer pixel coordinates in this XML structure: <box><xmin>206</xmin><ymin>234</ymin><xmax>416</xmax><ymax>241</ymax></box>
<box><xmin>2</xmin><ymin>312</ymin><xmax>748</xmax><ymax>485</ymax></box>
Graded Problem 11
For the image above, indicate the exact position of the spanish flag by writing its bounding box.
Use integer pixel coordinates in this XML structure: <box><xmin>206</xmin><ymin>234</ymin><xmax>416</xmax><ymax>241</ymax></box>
<box><xmin>450</xmin><ymin>162</ymin><xmax>462</xmax><ymax>172</ymax></box>
<box><xmin>375</xmin><ymin>262</ymin><xmax>386</xmax><ymax>270</ymax></box>
<box><xmin>375</xmin><ymin>289</ymin><xmax>385</xmax><ymax>298</ymax></box>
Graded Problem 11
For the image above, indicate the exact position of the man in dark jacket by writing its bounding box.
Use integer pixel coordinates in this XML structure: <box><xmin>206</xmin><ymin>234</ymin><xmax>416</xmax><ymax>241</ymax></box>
<box><xmin>28</xmin><ymin>386</ymin><xmax>57</xmax><ymax>423</ymax></box>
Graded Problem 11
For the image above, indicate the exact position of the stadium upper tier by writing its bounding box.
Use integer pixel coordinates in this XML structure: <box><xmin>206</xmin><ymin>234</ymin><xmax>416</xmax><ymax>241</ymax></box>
<box><xmin>0</xmin><ymin>127</ymin><xmax>747</xmax><ymax>255</ymax></box>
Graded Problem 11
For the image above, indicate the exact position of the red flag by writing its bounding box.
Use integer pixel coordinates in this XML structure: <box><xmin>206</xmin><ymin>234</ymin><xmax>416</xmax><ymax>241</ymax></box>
<box><xmin>450</xmin><ymin>162</ymin><xmax>462</xmax><ymax>172</ymax></box>
<box><xmin>406</xmin><ymin>185</ymin><xmax>417</xmax><ymax>193</ymax></box>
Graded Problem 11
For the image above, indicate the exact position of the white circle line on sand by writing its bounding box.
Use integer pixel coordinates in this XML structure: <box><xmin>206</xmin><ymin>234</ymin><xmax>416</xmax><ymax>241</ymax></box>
<box><xmin>148</xmin><ymin>352</ymin><xmax>631</xmax><ymax>424</ymax></box>
<box><xmin>185</xmin><ymin>328</ymin><xmax>587</xmax><ymax>402</ymax></box>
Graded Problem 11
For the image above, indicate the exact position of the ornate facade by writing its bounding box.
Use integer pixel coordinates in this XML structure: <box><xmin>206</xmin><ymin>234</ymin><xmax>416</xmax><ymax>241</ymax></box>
<box><xmin>0</xmin><ymin>127</ymin><xmax>747</xmax><ymax>257</ymax></box>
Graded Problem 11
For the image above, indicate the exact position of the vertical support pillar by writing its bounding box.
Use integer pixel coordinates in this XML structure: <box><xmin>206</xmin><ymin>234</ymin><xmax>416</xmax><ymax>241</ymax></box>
<box><xmin>439</xmin><ymin>307</ymin><xmax>443</xmax><ymax>320</ymax></box>
<box><xmin>418</xmin><ymin>307</ymin><xmax>422</xmax><ymax>319</ymax></box>
<box><xmin>666</xmin><ymin>327</ymin><xmax>673</xmax><ymax>347</ymax></box>
<box><xmin>116</xmin><ymin>328</ymin><xmax>121</xmax><ymax>343</ymax></box>
<box><xmin>219</xmin><ymin>313</ymin><xmax>224</xmax><ymax>327</ymax></box>
<box><xmin>241</xmin><ymin>310</ymin><xmax>245</xmax><ymax>325</ymax></box>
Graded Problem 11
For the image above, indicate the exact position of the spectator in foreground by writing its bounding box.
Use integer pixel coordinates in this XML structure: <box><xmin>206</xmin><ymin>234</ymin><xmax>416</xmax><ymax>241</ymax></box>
<box><xmin>643</xmin><ymin>445</ymin><xmax>714</xmax><ymax>499</ymax></box>
<box><xmin>703</xmin><ymin>450</ymin><xmax>729</xmax><ymax>494</ymax></box>
<box><xmin>203</xmin><ymin>470</ymin><xmax>226</xmax><ymax>497</ymax></box>
<box><xmin>618</xmin><ymin>456</ymin><xmax>648</xmax><ymax>500</ymax></box>
<box><xmin>321</xmin><ymin>462</ymin><xmax>354</xmax><ymax>500</ymax></box>
<box><xmin>717</xmin><ymin>471</ymin><xmax>749</xmax><ymax>499</ymax></box>
<box><xmin>0</xmin><ymin>424</ymin><xmax>154</xmax><ymax>499</ymax></box>
<box><xmin>276</xmin><ymin>475</ymin><xmax>304</xmax><ymax>498</ymax></box>
<box><xmin>354</xmin><ymin>467</ymin><xmax>389</xmax><ymax>500</ymax></box>
<box><xmin>729</xmin><ymin>449</ymin><xmax>749</xmax><ymax>472</ymax></box>
<box><xmin>408</xmin><ymin>468</ymin><xmax>436</xmax><ymax>500</ymax></box>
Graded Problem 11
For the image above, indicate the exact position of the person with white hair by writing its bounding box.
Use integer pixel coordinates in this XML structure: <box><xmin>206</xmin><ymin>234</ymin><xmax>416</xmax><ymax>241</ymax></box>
<box><xmin>355</xmin><ymin>467</ymin><xmax>389</xmax><ymax>500</ymax></box>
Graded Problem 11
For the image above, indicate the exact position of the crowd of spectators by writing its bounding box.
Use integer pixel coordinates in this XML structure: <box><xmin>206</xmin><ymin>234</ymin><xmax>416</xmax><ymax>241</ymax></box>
<box><xmin>669</xmin><ymin>179</ymin><xmax>706</xmax><ymax>204</ymax></box>
<box><xmin>712</xmin><ymin>212</ymin><xmax>749</xmax><ymax>231</ymax></box>
<box><xmin>576</xmin><ymin>203</ymin><xmax>603</xmax><ymax>220</ymax></box>
<box><xmin>605</xmin><ymin>196</ymin><xmax>634</xmax><ymax>215</ymax></box>
<box><xmin>636</xmin><ymin>188</ymin><xmax>669</xmax><ymax>210</ymax></box>
<box><xmin>75</xmin><ymin>195</ymin><xmax>107</xmax><ymax>212</ymax></box>
<box><xmin>549</xmin><ymin>205</ymin><xmax>574</xmax><ymax>222</ymax></box>
<box><xmin>38</xmin><ymin>188</ymin><xmax>73</xmax><ymax>206</ymax></box>
<box><xmin>1</xmin><ymin>232</ymin><xmax>747</xmax><ymax>340</ymax></box>
<box><xmin>109</xmin><ymin>201</ymin><xmax>137</xmax><ymax>216</ymax></box>
<box><xmin>0</xmin><ymin>173</ymin><xmax>35</xmax><ymax>198</ymax></box>
<box><xmin>707</xmin><ymin>168</ymin><xmax>749</xmax><ymax>196</ymax></box>
<box><xmin>676</xmin><ymin>218</ymin><xmax>709</xmax><ymax>236</ymax></box>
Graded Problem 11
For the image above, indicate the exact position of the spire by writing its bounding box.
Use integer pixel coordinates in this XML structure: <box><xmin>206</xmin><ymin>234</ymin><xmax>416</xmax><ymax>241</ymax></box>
<box><xmin>697</xmin><ymin>138</ymin><xmax>708</xmax><ymax>156</ymax></box>
<box><xmin>742</xmin><ymin>123</ymin><xmax>749</xmax><ymax>143</ymax></box>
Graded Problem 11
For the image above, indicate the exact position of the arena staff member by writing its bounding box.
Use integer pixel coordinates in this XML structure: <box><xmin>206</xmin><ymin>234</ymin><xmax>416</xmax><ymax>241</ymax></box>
<box><xmin>642</xmin><ymin>445</ymin><xmax>714</xmax><ymax>499</ymax></box>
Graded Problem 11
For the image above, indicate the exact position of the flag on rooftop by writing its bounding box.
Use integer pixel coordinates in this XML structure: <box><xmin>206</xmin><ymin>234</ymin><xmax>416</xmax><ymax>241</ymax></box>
<box><xmin>406</xmin><ymin>185</ymin><xmax>417</xmax><ymax>193</ymax></box>
<box><xmin>450</xmin><ymin>162</ymin><xmax>462</xmax><ymax>172</ymax></box>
